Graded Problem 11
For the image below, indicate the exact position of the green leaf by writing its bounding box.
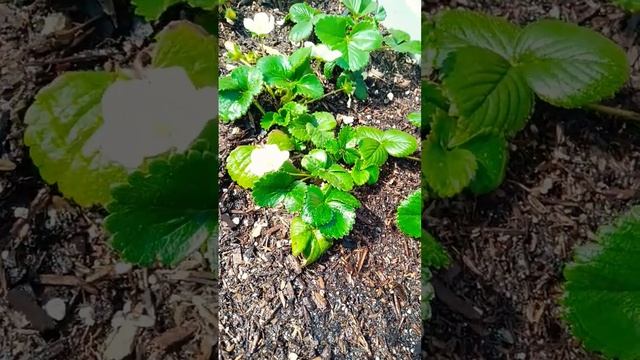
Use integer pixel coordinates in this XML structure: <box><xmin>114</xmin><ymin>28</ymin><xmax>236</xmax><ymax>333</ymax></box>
<box><xmin>423</xmin><ymin>81</ymin><xmax>449</xmax><ymax>126</ymax></box>
<box><xmin>132</xmin><ymin>0</ymin><xmax>217</xmax><ymax>21</ymax></box>
<box><xmin>152</xmin><ymin>21</ymin><xmax>217</xmax><ymax>88</ymax></box>
<box><xmin>563</xmin><ymin>207</ymin><xmax>640</xmax><ymax>360</ymax></box>
<box><xmin>612</xmin><ymin>0</ymin><xmax>640</xmax><ymax>12</ymax></box>
<box><xmin>288</xmin><ymin>3</ymin><xmax>320</xmax><ymax>42</ymax></box>
<box><xmin>266</xmin><ymin>129</ymin><xmax>294</xmax><ymax>151</ymax></box>
<box><xmin>422</xmin><ymin>137</ymin><xmax>477</xmax><ymax>198</ymax></box>
<box><xmin>407</xmin><ymin>112</ymin><xmax>421</xmax><ymax>128</ymax></box>
<box><xmin>24</xmin><ymin>71</ymin><xmax>128</xmax><ymax>206</ymax></box>
<box><xmin>396</xmin><ymin>190</ymin><xmax>421</xmax><ymax>238</ymax></box>
<box><xmin>219</xmin><ymin>66</ymin><xmax>263</xmax><ymax>122</ymax></box>
<box><xmin>385</xmin><ymin>29</ymin><xmax>421</xmax><ymax>55</ymax></box>
<box><xmin>381</xmin><ymin>129</ymin><xmax>418</xmax><ymax>157</ymax></box>
<box><xmin>252</xmin><ymin>171</ymin><xmax>306</xmax><ymax>212</ymax></box>
<box><xmin>342</xmin><ymin>0</ymin><xmax>378</xmax><ymax>16</ymax></box>
<box><xmin>107</xmin><ymin>150</ymin><xmax>216</xmax><ymax>266</ymax></box>
<box><xmin>301</xmin><ymin>185</ymin><xmax>360</xmax><ymax>239</ymax></box>
<box><xmin>301</xmin><ymin>149</ymin><xmax>329</xmax><ymax>172</ymax></box>
<box><xmin>337</xmin><ymin>71</ymin><xmax>368</xmax><ymax>100</ymax></box>
<box><xmin>302</xmin><ymin>185</ymin><xmax>334</xmax><ymax>226</ymax></box>
<box><xmin>443</xmin><ymin>46</ymin><xmax>534</xmax><ymax>146</ymax></box>
<box><xmin>422</xmin><ymin>230</ymin><xmax>449</xmax><ymax>268</ymax></box>
<box><xmin>460</xmin><ymin>134</ymin><xmax>508</xmax><ymax>195</ymax></box>
<box><xmin>289</xmin><ymin>216</ymin><xmax>332</xmax><ymax>265</ymax></box>
<box><xmin>315</xmin><ymin>16</ymin><xmax>382</xmax><ymax>71</ymax></box>
<box><xmin>433</xmin><ymin>9</ymin><xmax>521</xmax><ymax>64</ymax></box>
<box><xmin>515</xmin><ymin>20</ymin><xmax>630</xmax><ymax>108</ymax></box>
<box><xmin>226</xmin><ymin>145</ymin><xmax>259</xmax><ymax>189</ymax></box>
<box><xmin>295</xmin><ymin>73</ymin><xmax>324</xmax><ymax>99</ymax></box>
<box><xmin>317</xmin><ymin>164</ymin><xmax>354</xmax><ymax>191</ymax></box>
<box><xmin>359</xmin><ymin>138</ymin><xmax>388</xmax><ymax>166</ymax></box>
<box><xmin>257</xmin><ymin>55</ymin><xmax>292</xmax><ymax>87</ymax></box>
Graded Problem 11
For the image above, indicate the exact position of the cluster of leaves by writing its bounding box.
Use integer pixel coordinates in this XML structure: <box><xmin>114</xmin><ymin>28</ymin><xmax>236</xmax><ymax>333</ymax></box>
<box><xmin>24</xmin><ymin>22</ymin><xmax>218</xmax><ymax>267</ymax></box>
<box><xmin>563</xmin><ymin>207</ymin><xmax>640</xmax><ymax>360</ymax></box>
<box><xmin>422</xmin><ymin>9</ymin><xmax>629</xmax><ymax>198</ymax></box>
<box><xmin>222</xmin><ymin>2</ymin><xmax>420</xmax><ymax>264</ymax></box>
<box><xmin>292</xmin><ymin>0</ymin><xmax>418</xmax><ymax>99</ymax></box>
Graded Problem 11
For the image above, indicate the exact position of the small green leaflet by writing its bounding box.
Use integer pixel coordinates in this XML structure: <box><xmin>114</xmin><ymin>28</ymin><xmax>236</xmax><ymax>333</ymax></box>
<box><xmin>301</xmin><ymin>185</ymin><xmax>360</xmax><ymax>239</ymax></box>
<box><xmin>252</xmin><ymin>171</ymin><xmax>306</xmax><ymax>213</ymax></box>
<box><xmin>396</xmin><ymin>189</ymin><xmax>421</xmax><ymax>238</ymax></box>
<box><xmin>563</xmin><ymin>207</ymin><xmax>640</xmax><ymax>360</ymax></box>
<box><xmin>219</xmin><ymin>66</ymin><xmax>264</xmax><ymax>122</ymax></box>
<box><xmin>407</xmin><ymin>112</ymin><xmax>421</xmax><ymax>128</ymax></box>
<box><xmin>356</xmin><ymin>126</ymin><xmax>418</xmax><ymax>166</ymax></box>
<box><xmin>132</xmin><ymin>0</ymin><xmax>217</xmax><ymax>21</ymax></box>
<box><xmin>288</xmin><ymin>3</ymin><xmax>322</xmax><ymax>42</ymax></box>
<box><xmin>433</xmin><ymin>9</ymin><xmax>521</xmax><ymax>65</ymax></box>
<box><xmin>266</xmin><ymin>130</ymin><xmax>294</xmax><ymax>151</ymax></box>
<box><xmin>226</xmin><ymin>145</ymin><xmax>259</xmax><ymax>188</ymax></box>
<box><xmin>422</xmin><ymin>230</ymin><xmax>449</xmax><ymax>268</ymax></box>
<box><xmin>423</xmin><ymin>137</ymin><xmax>477</xmax><ymax>198</ymax></box>
<box><xmin>514</xmin><ymin>20</ymin><xmax>630</xmax><ymax>108</ymax></box>
<box><xmin>107</xmin><ymin>149</ymin><xmax>217</xmax><ymax>266</ymax></box>
<box><xmin>257</xmin><ymin>49</ymin><xmax>324</xmax><ymax>99</ymax></box>
<box><xmin>442</xmin><ymin>46</ymin><xmax>534</xmax><ymax>147</ymax></box>
<box><xmin>315</xmin><ymin>16</ymin><xmax>383</xmax><ymax>71</ymax></box>
<box><xmin>459</xmin><ymin>134</ymin><xmax>508</xmax><ymax>195</ymax></box>
<box><xmin>24</xmin><ymin>72</ymin><xmax>127</xmax><ymax>206</ymax></box>
<box><xmin>290</xmin><ymin>216</ymin><xmax>333</xmax><ymax>265</ymax></box>
<box><xmin>385</xmin><ymin>29</ymin><xmax>421</xmax><ymax>55</ymax></box>
<box><xmin>342</xmin><ymin>0</ymin><xmax>378</xmax><ymax>16</ymax></box>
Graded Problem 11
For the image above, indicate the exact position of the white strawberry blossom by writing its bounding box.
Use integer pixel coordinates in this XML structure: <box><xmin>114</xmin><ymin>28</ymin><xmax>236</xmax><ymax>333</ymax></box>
<box><xmin>304</xmin><ymin>41</ymin><xmax>342</xmax><ymax>62</ymax></box>
<box><xmin>243</xmin><ymin>12</ymin><xmax>275</xmax><ymax>35</ymax></box>
<box><xmin>247</xmin><ymin>144</ymin><xmax>289</xmax><ymax>177</ymax></box>
<box><xmin>83</xmin><ymin>67</ymin><xmax>216</xmax><ymax>169</ymax></box>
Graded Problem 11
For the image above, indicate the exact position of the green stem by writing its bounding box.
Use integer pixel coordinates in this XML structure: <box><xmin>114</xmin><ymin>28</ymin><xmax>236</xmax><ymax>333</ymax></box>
<box><xmin>585</xmin><ymin>103</ymin><xmax>640</xmax><ymax>124</ymax></box>
<box><xmin>285</xmin><ymin>172</ymin><xmax>310</xmax><ymax>178</ymax></box>
<box><xmin>304</xmin><ymin>89</ymin><xmax>343</xmax><ymax>105</ymax></box>
<box><xmin>252</xmin><ymin>99</ymin><xmax>266</xmax><ymax>115</ymax></box>
<box><xmin>265</xmin><ymin>85</ymin><xmax>277</xmax><ymax>101</ymax></box>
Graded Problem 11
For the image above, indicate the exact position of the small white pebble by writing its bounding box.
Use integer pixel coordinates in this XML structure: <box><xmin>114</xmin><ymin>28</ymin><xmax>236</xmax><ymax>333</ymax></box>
<box><xmin>148</xmin><ymin>274</ymin><xmax>158</xmax><ymax>285</ymax></box>
<box><xmin>232</xmin><ymin>217</ymin><xmax>240</xmax><ymax>225</ymax></box>
<box><xmin>231</xmin><ymin>127</ymin><xmax>241</xmax><ymax>135</ymax></box>
<box><xmin>288</xmin><ymin>353</ymin><xmax>299</xmax><ymax>360</ymax></box>
<box><xmin>339</xmin><ymin>115</ymin><xmax>354</xmax><ymax>125</ymax></box>
<box><xmin>387</xmin><ymin>92</ymin><xmax>394</xmax><ymax>101</ymax></box>
<box><xmin>78</xmin><ymin>306</ymin><xmax>95</xmax><ymax>326</ymax></box>
<box><xmin>44</xmin><ymin>298</ymin><xmax>66</xmax><ymax>321</ymax></box>
<box><xmin>1</xmin><ymin>250</ymin><xmax>8</xmax><ymax>260</ymax></box>
<box><xmin>114</xmin><ymin>262</ymin><xmax>132</xmax><ymax>275</ymax></box>
<box><xmin>13</xmin><ymin>207</ymin><xmax>28</xmax><ymax>219</ymax></box>
<box><xmin>276</xmin><ymin>18</ymin><xmax>285</xmax><ymax>26</ymax></box>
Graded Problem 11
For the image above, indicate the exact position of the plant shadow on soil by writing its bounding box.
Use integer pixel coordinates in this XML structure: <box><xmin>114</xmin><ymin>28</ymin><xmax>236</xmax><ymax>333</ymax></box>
<box><xmin>218</xmin><ymin>0</ymin><xmax>422</xmax><ymax>359</ymax></box>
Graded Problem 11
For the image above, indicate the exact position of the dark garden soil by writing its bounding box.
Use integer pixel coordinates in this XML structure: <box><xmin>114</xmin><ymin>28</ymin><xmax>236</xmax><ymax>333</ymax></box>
<box><xmin>218</xmin><ymin>1</ymin><xmax>422</xmax><ymax>359</ymax></box>
<box><xmin>423</xmin><ymin>1</ymin><xmax>640</xmax><ymax>359</ymax></box>
<box><xmin>1</xmin><ymin>2</ymin><xmax>217</xmax><ymax>359</ymax></box>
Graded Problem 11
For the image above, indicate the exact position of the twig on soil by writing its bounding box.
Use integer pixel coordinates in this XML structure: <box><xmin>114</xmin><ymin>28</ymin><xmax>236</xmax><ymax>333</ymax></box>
<box><xmin>585</xmin><ymin>103</ymin><xmax>640</xmax><ymax>124</ymax></box>
<box><xmin>304</xmin><ymin>89</ymin><xmax>343</xmax><ymax>105</ymax></box>
<box><xmin>405</xmin><ymin>156</ymin><xmax>420</xmax><ymax>161</ymax></box>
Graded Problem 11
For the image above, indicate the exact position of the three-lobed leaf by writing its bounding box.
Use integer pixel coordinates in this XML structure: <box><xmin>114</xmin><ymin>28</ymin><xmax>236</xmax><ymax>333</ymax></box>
<box><xmin>219</xmin><ymin>66</ymin><xmax>264</xmax><ymax>122</ymax></box>
<box><xmin>288</xmin><ymin>3</ymin><xmax>322</xmax><ymax>42</ymax></box>
<box><xmin>315</xmin><ymin>16</ymin><xmax>382</xmax><ymax>71</ymax></box>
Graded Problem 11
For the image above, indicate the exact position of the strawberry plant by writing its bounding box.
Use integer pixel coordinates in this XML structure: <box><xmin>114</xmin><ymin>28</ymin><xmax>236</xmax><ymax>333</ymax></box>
<box><xmin>222</xmin><ymin>1</ymin><xmax>420</xmax><ymax>265</ymax></box>
<box><xmin>23</xmin><ymin>21</ymin><xmax>218</xmax><ymax>266</ymax></box>
<box><xmin>423</xmin><ymin>9</ymin><xmax>630</xmax><ymax>199</ymax></box>
<box><xmin>563</xmin><ymin>207</ymin><xmax>640</xmax><ymax>360</ymax></box>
